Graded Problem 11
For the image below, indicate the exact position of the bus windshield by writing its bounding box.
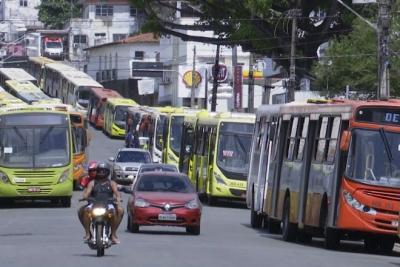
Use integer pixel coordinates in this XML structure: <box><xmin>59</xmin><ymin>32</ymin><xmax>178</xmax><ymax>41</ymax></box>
<box><xmin>114</xmin><ymin>106</ymin><xmax>128</xmax><ymax>127</ymax></box>
<box><xmin>346</xmin><ymin>128</ymin><xmax>400</xmax><ymax>187</ymax></box>
<box><xmin>217</xmin><ymin>122</ymin><xmax>254</xmax><ymax>180</ymax></box>
<box><xmin>170</xmin><ymin>116</ymin><xmax>184</xmax><ymax>156</ymax></box>
<box><xmin>155</xmin><ymin>115</ymin><xmax>166</xmax><ymax>151</ymax></box>
<box><xmin>0</xmin><ymin>126</ymin><xmax>70</xmax><ymax>168</ymax></box>
<box><xmin>76</xmin><ymin>89</ymin><xmax>90</xmax><ymax>108</ymax></box>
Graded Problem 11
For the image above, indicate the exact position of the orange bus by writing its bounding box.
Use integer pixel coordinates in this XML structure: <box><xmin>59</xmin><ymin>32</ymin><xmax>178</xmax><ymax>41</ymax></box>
<box><xmin>87</xmin><ymin>87</ymin><xmax>121</xmax><ymax>129</ymax></box>
<box><xmin>247</xmin><ymin>99</ymin><xmax>400</xmax><ymax>253</ymax></box>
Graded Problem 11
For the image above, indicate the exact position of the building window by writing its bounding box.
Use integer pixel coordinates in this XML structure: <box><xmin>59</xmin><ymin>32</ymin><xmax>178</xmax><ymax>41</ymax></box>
<box><xmin>96</xmin><ymin>4</ymin><xmax>113</xmax><ymax>17</ymax></box>
<box><xmin>130</xmin><ymin>7</ymin><xmax>137</xmax><ymax>17</ymax></box>
<box><xmin>73</xmin><ymin>35</ymin><xmax>87</xmax><ymax>44</ymax></box>
<box><xmin>113</xmin><ymin>34</ymin><xmax>127</xmax><ymax>42</ymax></box>
<box><xmin>94</xmin><ymin>33</ymin><xmax>106</xmax><ymax>39</ymax></box>
<box><xmin>19</xmin><ymin>0</ymin><xmax>27</xmax><ymax>7</ymax></box>
<box><xmin>134</xmin><ymin>51</ymin><xmax>144</xmax><ymax>60</ymax></box>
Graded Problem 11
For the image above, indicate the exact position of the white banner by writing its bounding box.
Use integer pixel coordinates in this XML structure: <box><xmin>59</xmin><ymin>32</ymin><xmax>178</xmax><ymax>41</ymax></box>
<box><xmin>138</xmin><ymin>79</ymin><xmax>155</xmax><ymax>95</ymax></box>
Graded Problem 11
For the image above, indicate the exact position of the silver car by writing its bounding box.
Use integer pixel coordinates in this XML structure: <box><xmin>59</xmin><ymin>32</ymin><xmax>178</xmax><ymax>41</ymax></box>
<box><xmin>109</xmin><ymin>148</ymin><xmax>152</xmax><ymax>184</ymax></box>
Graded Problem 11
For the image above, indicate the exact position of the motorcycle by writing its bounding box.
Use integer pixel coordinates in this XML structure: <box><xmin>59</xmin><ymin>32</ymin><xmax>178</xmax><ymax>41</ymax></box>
<box><xmin>79</xmin><ymin>198</ymin><xmax>118</xmax><ymax>257</ymax></box>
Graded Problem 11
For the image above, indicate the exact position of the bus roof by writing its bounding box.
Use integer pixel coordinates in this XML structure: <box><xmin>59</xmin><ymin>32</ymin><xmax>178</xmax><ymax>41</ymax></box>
<box><xmin>90</xmin><ymin>87</ymin><xmax>121</xmax><ymax>99</ymax></box>
<box><xmin>6</xmin><ymin>80</ymin><xmax>41</xmax><ymax>92</ymax></box>
<box><xmin>198</xmin><ymin>111</ymin><xmax>255</xmax><ymax>125</ymax></box>
<box><xmin>106</xmin><ymin>97</ymin><xmax>137</xmax><ymax>107</ymax></box>
<box><xmin>28</xmin><ymin>56</ymin><xmax>56</xmax><ymax>65</ymax></box>
<box><xmin>0</xmin><ymin>68</ymin><xmax>36</xmax><ymax>82</ymax></box>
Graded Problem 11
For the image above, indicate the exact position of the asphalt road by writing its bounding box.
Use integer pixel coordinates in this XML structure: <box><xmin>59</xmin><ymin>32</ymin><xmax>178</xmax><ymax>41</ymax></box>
<box><xmin>0</xmin><ymin>127</ymin><xmax>399</xmax><ymax>267</ymax></box>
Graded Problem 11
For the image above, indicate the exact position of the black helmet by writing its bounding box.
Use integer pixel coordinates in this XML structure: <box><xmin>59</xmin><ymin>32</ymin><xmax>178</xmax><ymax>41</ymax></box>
<box><xmin>96</xmin><ymin>162</ymin><xmax>111</xmax><ymax>179</ymax></box>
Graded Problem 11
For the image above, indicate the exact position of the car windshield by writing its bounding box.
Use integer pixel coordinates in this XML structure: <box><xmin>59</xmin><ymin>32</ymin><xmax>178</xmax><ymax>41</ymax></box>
<box><xmin>139</xmin><ymin>165</ymin><xmax>178</xmax><ymax>174</ymax></box>
<box><xmin>169</xmin><ymin>115</ymin><xmax>184</xmax><ymax>156</ymax></box>
<box><xmin>0</xmin><ymin>125</ymin><xmax>70</xmax><ymax>168</ymax></box>
<box><xmin>46</xmin><ymin>42</ymin><xmax>62</xmax><ymax>49</ymax></box>
<box><xmin>346</xmin><ymin>128</ymin><xmax>400</xmax><ymax>187</ymax></box>
<box><xmin>217</xmin><ymin>122</ymin><xmax>254</xmax><ymax>180</ymax></box>
<box><xmin>116</xmin><ymin>151</ymin><xmax>151</xmax><ymax>163</ymax></box>
<box><xmin>136</xmin><ymin>174</ymin><xmax>194</xmax><ymax>193</ymax></box>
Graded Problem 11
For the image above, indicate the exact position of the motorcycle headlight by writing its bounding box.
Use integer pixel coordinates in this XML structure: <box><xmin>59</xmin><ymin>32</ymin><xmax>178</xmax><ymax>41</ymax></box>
<box><xmin>185</xmin><ymin>199</ymin><xmax>200</xmax><ymax>209</ymax></box>
<box><xmin>58</xmin><ymin>169</ymin><xmax>71</xmax><ymax>184</ymax></box>
<box><xmin>92</xmin><ymin>207</ymin><xmax>106</xmax><ymax>216</ymax></box>
<box><xmin>343</xmin><ymin>190</ymin><xmax>377</xmax><ymax>215</ymax></box>
<box><xmin>214</xmin><ymin>173</ymin><xmax>227</xmax><ymax>185</ymax></box>
<box><xmin>0</xmin><ymin>171</ymin><xmax>9</xmax><ymax>184</ymax></box>
<box><xmin>134</xmin><ymin>198</ymin><xmax>150</xmax><ymax>208</ymax></box>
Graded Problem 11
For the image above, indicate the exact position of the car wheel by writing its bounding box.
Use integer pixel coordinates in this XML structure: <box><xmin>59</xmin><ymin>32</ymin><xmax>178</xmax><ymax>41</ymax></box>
<box><xmin>186</xmin><ymin>225</ymin><xmax>200</xmax><ymax>235</ymax></box>
<box><xmin>129</xmin><ymin>214</ymin><xmax>139</xmax><ymax>233</ymax></box>
<box><xmin>127</xmin><ymin>215</ymin><xmax>132</xmax><ymax>232</ymax></box>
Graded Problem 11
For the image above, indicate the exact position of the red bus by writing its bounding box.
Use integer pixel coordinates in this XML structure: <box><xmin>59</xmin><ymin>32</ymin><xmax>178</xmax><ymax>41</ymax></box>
<box><xmin>247</xmin><ymin>99</ymin><xmax>400</xmax><ymax>252</ymax></box>
<box><xmin>87</xmin><ymin>87</ymin><xmax>121</xmax><ymax>129</ymax></box>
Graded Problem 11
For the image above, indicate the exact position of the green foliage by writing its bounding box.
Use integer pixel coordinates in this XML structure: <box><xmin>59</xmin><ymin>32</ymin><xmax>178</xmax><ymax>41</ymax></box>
<box><xmin>312</xmin><ymin>18</ymin><xmax>400</xmax><ymax>96</ymax></box>
<box><xmin>38</xmin><ymin>0</ymin><xmax>80</xmax><ymax>29</ymax></box>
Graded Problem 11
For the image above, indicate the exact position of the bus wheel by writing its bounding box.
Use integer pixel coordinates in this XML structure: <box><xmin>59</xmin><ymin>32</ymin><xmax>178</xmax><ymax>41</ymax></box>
<box><xmin>250</xmin><ymin>193</ymin><xmax>262</xmax><ymax>228</ymax></box>
<box><xmin>60</xmin><ymin>197</ymin><xmax>71</xmax><ymax>208</ymax></box>
<box><xmin>379</xmin><ymin>237</ymin><xmax>395</xmax><ymax>254</ymax></box>
<box><xmin>268</xmin><ymin>218</ymin><xmax>281</xmax><ymax>234</ymax></box>
<box><xmin>364</xmin><ymin>237</ymin><xmax>379</xmax><ymax>253</ymax></box>
<box><xmin>281</xmin><ymin>198</ymin><xmax>297</xmax><ymax>242</ymax></box>
<box><xmin>324</xmin><ymin>227</ymin><xmax>340</xmax><ymax>250</ymax></box>
<box><xmin>297</xmin><ymin>231</ymin><xmax>312</xmax><ymax>243</ymax></box>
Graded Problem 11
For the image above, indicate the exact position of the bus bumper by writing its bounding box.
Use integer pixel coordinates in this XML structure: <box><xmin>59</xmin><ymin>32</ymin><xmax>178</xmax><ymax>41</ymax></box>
<box><xmin>0</xmin><ymin>180</ymin><xmax>73</xmax><ymax>198</ymax></box>
<box><xmin>209</xmin><ymin>179</ymin><xmax>247</xmax><ymax>200</ymax></box>
<box><xmin>111</xmin><ymin>125</ymin><xmax>125</xmax><ymax>137</ymax></box>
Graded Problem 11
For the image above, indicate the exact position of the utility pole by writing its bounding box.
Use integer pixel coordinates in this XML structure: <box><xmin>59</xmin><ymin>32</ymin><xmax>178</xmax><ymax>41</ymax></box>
<box><xmin>288</xmin><ymin>2</ymin><xmax>301</xmax><ymax>103</ymax></box>
<box><xmin>248</xmin><ymin>53</ymin><xmax>254</xmax><ymax>113</ymax></box>
<box><xmin>190</xmin><ymin>45</ymin><xmax>196</xmax><ymax>108</ymax></box>
<box><xmin>211</xmin><ymin>44</ymin><xmax>220</xmax><ymax>112</ymax></box>
<box><xmin>232</xmin><ymin>45</ymin><xmax>237</xmax><ymax>111</ymax></box>
<box><xmin>377</xmin><ymin>0</ymin><xmax>392</xmax><ymax>99</ymax></box>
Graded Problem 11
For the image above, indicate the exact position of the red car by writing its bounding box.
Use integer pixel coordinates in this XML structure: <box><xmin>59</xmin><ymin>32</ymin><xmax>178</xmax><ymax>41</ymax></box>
<box><xmin>126</xmin><ymin>172</ymin><xmax>202</xmax><ymax>235</ymax></box>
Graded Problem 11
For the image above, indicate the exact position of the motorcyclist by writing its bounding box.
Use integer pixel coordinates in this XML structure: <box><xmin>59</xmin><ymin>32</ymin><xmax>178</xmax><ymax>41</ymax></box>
<box><xmin>80</xmin><ymin>162</ymin><xmax>124</xmax><ymax>244</ymax></box>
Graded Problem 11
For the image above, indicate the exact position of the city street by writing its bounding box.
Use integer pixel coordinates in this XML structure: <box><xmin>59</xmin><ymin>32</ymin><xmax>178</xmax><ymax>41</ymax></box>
<box><xmin>0</xmin><ymin>127</ymin><xmax>399</xmax><ymax>267</ymax></box>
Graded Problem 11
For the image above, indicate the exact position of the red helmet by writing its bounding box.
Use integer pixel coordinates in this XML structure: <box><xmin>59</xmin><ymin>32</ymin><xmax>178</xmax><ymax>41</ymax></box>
<box><xmin>88</xmin><ymin>161</ymin><xmax>97</xmax><ymax>172</ymax></box>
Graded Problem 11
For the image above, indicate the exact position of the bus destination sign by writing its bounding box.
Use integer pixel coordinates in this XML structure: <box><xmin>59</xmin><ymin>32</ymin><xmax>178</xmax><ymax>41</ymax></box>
<box><xmin>356</xmin><ymin>108</ymin><xmax>400</xmax><ymax>126</ymax></box>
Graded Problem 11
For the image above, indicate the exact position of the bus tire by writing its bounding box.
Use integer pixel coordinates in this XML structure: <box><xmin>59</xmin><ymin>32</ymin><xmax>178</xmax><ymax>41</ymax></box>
<box><xmin>297</xmin><ymin>231</ymin><xmax>312</xmax><ymax>243</ymax></box>
<box><xmin>282</xmin><ymin>197</ymin><xmax>297</xmax><ymax>242</ymax></box>
<box><xmin>324</xmin><ymin>227</ymin><xmax>340</xmax><ymax>250</ymax></box>
<box><xmin>268</xmin><ymin>218</ymin><xmax>281</xmax><ymax>234</ymax></box>
<box><xmin>364</xmin><ymin>237</ymin><xmax>379</xmax><ymax>253</ymax></box>
<box><xmin>61</xmin><ymin>197</ymin><xmax>71</xmax><ymax>208</ymax></box>
<box><xmin>250</xmin><ymin>190</ymin><xmax>262</xmax><ymax>228</ymax></box>
<box><xmin>379</xmin><ymin>237</ymin><xmax>395</xmax><ymax>254</ymax></box>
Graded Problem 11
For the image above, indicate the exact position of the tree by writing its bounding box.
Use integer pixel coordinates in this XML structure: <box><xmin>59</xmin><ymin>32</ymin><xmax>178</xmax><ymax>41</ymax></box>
<box><xmin>312</xmin><ymin>14</ymin><xmax>400</xmax><ymax>96</ymax></box>
<box><xmin>38</xmin><ymin>0</ymin><xmax>80</xmax><ymax>29</ymax></box>
<box><xmin>131</xmin><ymin>0</ymin><xmax>362</xmax><ymax>76</ymax></box>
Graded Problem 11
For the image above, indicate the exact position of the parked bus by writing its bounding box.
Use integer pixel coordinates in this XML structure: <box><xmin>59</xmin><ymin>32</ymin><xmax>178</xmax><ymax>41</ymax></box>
<box><xmin>181</xmin><ymin>112</ymin><xmax>255</xmax><ymax>204</ymax></box>
<box><xmin>0</xmin><ymin>105</ymin><xmax>74</xmax><ymax>206</ymax></box>
<box><xmin>0</xmin><ymin>68</ymin><xmax>38</xmax><ymax>87</ymax></box>
<box><xmin>103</xmin><ymin>97</ymin><xmax>137</xmax><ymax>137</ymax></box>
<box><xmin>247</xmin><ymin>100</ymin><xmax>400</xmax><ymax>252</ymax></box>
<box><xmin>42</xmin><ymin>62</ymin><xmax>103</xmax><ymax>113</ymax></box>
<box><xmin>87</xmin><ymin>87</ymin><xmax>122</xmax><ymax>129</ymax></box>
<box><xmin>4</xmin><ymin>80</ymin><xmax>52</xmax><ymax>104</ymax></box>
<box><xmin>27</xmin><ymin>56</ymin><xmax>55</xmax><ymax>89</ymax></box>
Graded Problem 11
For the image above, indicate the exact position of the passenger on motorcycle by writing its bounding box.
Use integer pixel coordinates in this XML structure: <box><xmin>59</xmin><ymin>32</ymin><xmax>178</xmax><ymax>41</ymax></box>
<box><xmin>80</xmin><ymin>161</ymin><xmax>97</xmax><ymax>188</ymax></box>
<box><xmin>79</xmin><ymin>162</ymin><xmax>124</xmax><ymax>244</ymax></box>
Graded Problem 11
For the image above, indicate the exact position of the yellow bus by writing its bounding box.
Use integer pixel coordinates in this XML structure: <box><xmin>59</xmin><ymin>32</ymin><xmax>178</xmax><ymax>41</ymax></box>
<box><xmin>5</xmin><ymin>80</ymin><xmax>53</xmax><ymax>104</ymax></box>
<box><xmin>0</xmin><ymin>68</ymin><xmax>38</xmax><ymax>87</ymax></box>
<box><xmin>27</xmin><ymin>56</ymin><xmax>55</xmax><ymax>89</ymax></box>
<box><xmin>182</xmin><ymin>112</ymin><xmax>255</xmax><ymax>205</ymax></box>
<box><xmin>0</xmin><ymin>105</ymin><xmax>74</xmax><ymax>206</ymax></box>
<box><xmin>103</xmin><ymin>97</ymin><xmax>137</xmax><ymax>137</ymax></box>
<box><xmin>0</xmin><ymin>86</ymin><xmax>26</xmax><ymax>107</ymax></box>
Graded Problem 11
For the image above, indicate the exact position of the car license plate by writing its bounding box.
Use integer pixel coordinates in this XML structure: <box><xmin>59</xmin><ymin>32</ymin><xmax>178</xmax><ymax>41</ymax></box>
<box><xmin>28</xmin><ymin>187</ymin><xmax>41</xmax><ymax>193</ymax></box>
<box><xmin>158</xmin><ymin>213</ymin><xmax>176</xmax><ymax>221</ymax></box>
<box><xmin>14</xmin><ymin>177</ymin><xmax>26</xmax><ymax>183</ymax></box>
<box><xmin>392</xmin><ymin>221</ymin><xmax>399</xmax><ymax>227</ymax></box>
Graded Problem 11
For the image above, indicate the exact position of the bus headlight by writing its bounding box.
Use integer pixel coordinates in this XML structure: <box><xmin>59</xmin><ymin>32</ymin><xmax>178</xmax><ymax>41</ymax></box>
<box><xmin>0</xmin><ymin>171</ymin><xmax>9</xmax><ymax>184</ymax></box>
<box><xmin>343</xmin><ymin>190</ymin><xmax>377</xmax><ymax>215</ymax></box>
<box><xmin>214</xmin><ymin>173</ymin><xmax>227</xmax><ymax>185</ymax></box>
<box><xmin>92</xmin><ymin>207</ymin><xmax>106</xmax><ymax>216</ymax></box>
<box><xmin>58</xmin><ymin>169</ymin><xmax>71</xmax><ymax>184</ymax></box>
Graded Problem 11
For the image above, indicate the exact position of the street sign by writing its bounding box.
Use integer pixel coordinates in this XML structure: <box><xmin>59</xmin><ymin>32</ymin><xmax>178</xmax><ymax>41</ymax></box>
<box><xmin>211</xmin><ymin>64</ymin><xmax>228</xmax><ymax>82</ymax></box>
<box><xmin>352</xmin><ymin>0</ymin><xmax>377</xmax><ymax>4</ymax></box>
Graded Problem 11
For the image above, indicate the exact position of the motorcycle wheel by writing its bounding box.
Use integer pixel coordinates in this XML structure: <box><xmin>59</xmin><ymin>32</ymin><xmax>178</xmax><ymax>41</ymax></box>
<box><xmin>96</xmin><ymin>224</ymin><xmax>104</xmax><ymax>257</ymax></box>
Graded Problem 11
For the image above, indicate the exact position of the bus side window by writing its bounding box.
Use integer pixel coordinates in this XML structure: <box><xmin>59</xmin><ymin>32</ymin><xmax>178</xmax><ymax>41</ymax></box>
<box><xmin>297</xmin><ymin>117</ymin><xmax>309</xmax><ymax>161</ymax></box>
<box><xmin>286</xmin><ymin>117</ymin><xmax>299</xmax><ymax>161</ymax></box>
<box><xmin>271</xmin><ymin>117</ymin><xmax>281</xmax><ymax>160</ymax></box>
<box><xmin>326</xmin><ymin>117</ymin><xmax>341</xmax><ymax>162</ymax></box>
<box><xmin>315</xmin><ymin>117</ymin><xmax>329</xmax><ymax>162</ymax></box>
<box><xmin>314</xmin><ymin>117</ymin><xmax>341</xmax><ymax>163</ymax></box>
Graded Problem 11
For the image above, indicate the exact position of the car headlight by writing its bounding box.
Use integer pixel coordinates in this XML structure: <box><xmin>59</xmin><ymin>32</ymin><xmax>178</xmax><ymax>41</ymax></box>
<box><xmin>185</xmin><ymin>199</ymin><xmax>200</xmax><ymax>209</ymax></box>
<box><xmin>0</xmin><ymin>171</ymin><xmax>9</xmax><ymax>184</ymax></box>
<box><xmin>58</xmin><ymin>169</ymin><xmax>71</xmax><ymax>184</ymax></box>
<box><xmin>343</xmin><ymin>190</ymin><xmax>377</xmax><ymax>215</ymax></box>
<box><xmin>134</xmin><ymin>198</ymin><xmax>150</xmax><ymax>208</ymax></box>
<box><xmin>114</xmin><ymin>165</ymin><xmax>122</xmax><ymax>171</ymax></box>
<box><xmin>214</xmin><ymin>173</ymin><xmax>227</xmax><ymax>185</ymax></box>
<box><xmin>92</xmin><ymin>207</ymin><xmax>106</xmax><ymax>216</ymax></box>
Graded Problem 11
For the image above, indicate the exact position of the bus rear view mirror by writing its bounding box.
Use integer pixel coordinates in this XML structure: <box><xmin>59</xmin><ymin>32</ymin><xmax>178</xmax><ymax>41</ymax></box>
<box><xmin>340</xmin><ymin>130</ymin><xmax>351</xmax><ymax>151</ymax></box>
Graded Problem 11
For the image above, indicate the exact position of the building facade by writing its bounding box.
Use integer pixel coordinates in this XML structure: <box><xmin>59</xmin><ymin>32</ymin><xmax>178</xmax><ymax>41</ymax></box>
<box><xmin>84</xmin><ymin>33</ymin><xmax>161</xmax><ymax>104</ymax></box>
<box><xmin>68</xmin><ymin>0</ymin><xmax>144</xmax><ymax>68</ymax></box>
